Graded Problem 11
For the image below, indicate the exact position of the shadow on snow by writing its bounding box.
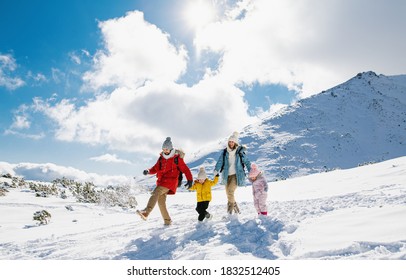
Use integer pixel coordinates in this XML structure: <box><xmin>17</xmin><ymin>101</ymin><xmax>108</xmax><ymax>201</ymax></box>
<box><xmin>115</xmin><ymin>216</ymin><xmax>285</xmax><ymax>260</ymax></box>
<box><xmin>220</xmin><ymin>217</ymin><xmax>285</xmax><ymax>259</ymax></box>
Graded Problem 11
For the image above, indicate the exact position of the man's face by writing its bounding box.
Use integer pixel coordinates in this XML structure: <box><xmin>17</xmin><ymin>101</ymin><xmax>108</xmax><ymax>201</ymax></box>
<box><xmin>162</xmin><ymin>148</ymin><xmax>171</xmax><ymax>155</ymax></box>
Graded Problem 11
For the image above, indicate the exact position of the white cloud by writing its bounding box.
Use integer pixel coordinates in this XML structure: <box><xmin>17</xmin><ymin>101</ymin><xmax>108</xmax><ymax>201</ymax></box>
<box><xmin>27</xmin><ymin>71</ymin><xmax>47</xmax><ymax>84</ymax></box>
<box><xmin>69</xmin><ymin>52</ymin><xmax>81</xmax><ymax>65</ymax></box>
<box><xmin>195</xmin><ymin>0</ymin><xmax>406</xmax><ymax>97</ymax></box>
<box><xmin>11</xmin><ymin>115</ymin><xmax>30</xmax><ymax>129</ymax></box>
<box><xmin>0</xmin><ymin>161</ymin><xmax>130</xmax><ymax>186</ymax></box>
<box><xmin>51</xmin><ymin>68</ymin><xmax>65</xmax><ymax>84</ymax></box>
<box><xmin>90</xmin><ymin>153</ymin><xmax>131</xmax><ymax>164</ymax></box>
<box><xmin>0</xmin><ymin>54</ymin><xmax>25</xmax><ymax>90</ymax></box>
<box><xmin>3</xmin><ymin>129</ymin><xmax>45</xmax><ymax>140</ymax></box>
<box><xmin>35</xmin><ymin>79</ymin><xmax>255</xmax><ymax>157</ymax></box>
<box><xmin>83</xmin><ymin>11</ymin><xmax>188</xmax><ymax>90</ymax></box>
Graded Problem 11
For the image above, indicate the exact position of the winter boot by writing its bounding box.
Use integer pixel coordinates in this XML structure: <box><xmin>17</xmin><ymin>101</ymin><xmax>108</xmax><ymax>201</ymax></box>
<box><xmin>227</xmin><ymin>202</ymin><xmax>234</xmax><ymax>214</ymax></box>
<box><xmin>205</xmin><ymin>212</ymin><xmax>212</xmax><ymax>220</ymax></box>
<box><xmin>136</xmin><ymin>209</ymin><xmax>148</xmax><ymax>221</ymax></box>
<box><xmin>233</xmin><ymin>202</ymin><xmax>240</xmax><ymax>214</ymax></box>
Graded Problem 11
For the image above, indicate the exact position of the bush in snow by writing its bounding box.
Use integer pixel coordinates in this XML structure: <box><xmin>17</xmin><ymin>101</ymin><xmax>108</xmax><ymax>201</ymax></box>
<box><xmin>52</xmin><ymin>177</ymin><xmax>76</xmax><ymax>188</ymax></box>
<box><xmin>11</xmin><ymin>176</ymin><xmax>25</xmax><ymax>188</ymax></box>
<box><xmin>33</xmin><ymin>210</ymin><xmax>52</xmax><ymax>225</ymax></box>
<box><xmin>98</xmin><ymin>185</ymin><xmax>138</xmax><ymax>209</ymax></box>
<box><xmin>29</xmin><ymin>182</ymin><xmax>58</xmax><ymax>197</ymax></box>
<box><xmin>358</xmin><ymin>161</ymin><xmax>376</xmax><ymax>167</ymax></box>
<box><xmin>70</xmin><ymin>181</ymin><xmax>100</xmax><ymax>203</ymax></box>
<box><xmin>60</xmin><ymin>189</ymin><xmax>68</xmax><ymax>199</ymax></box>
<box><xmin>0</xmin><ymin>186</ymin><xmax>9</xmax><ymax>196</ymax></box>
<box><xmin>1</xmin><ymin>173</ymin><xmax>13</xmax><ymax>179</ymax></box>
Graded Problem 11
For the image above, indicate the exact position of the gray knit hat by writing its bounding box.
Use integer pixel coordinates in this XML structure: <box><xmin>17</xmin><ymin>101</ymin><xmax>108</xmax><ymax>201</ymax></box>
<box><xmin>162</xmin><ymin>137</ymin><xmax>173</xmax><ymax>150</ymax></box>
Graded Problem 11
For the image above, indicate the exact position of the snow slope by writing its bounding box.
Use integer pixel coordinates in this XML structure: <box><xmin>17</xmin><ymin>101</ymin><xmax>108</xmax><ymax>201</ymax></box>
<box><xmin>189</xmin><ymin>72</ymin><xmax>406</xmax><ymax>181</ymax></box>
<box><xmin>1</xmin><ymin>156</ymin><xmax>405</xmax><ymax>260</ymax></box>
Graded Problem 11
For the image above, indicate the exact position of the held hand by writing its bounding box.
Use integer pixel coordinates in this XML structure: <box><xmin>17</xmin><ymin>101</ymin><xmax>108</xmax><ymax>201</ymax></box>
<box><xmin>184</xmin><ymin>180</ymin><xmax>193</xmax><ymax>189</ymax></box>
<box><xmin>143</xmin><ymin>169</ymin><xmax>149</xmax><ymax>175</ymax></box>
<box><xmin>213</xmin><ymin>170</ymin><xmax>219</xmax><ymax>177</ymax></box>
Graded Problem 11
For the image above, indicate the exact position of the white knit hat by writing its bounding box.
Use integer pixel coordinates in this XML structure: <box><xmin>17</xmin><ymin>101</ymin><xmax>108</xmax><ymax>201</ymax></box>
<box><xmin>197</xmin><ymin>167</ymin><xmax>207</xmax><ymax>180</ymax></box>
<box><xmin>228</xmin><ymin>131</ymin><xmax>239</xmax><ymax>144</ymax></box>
<box><xmin>249</xmin><ymin>163</ymin><xmax>261</xmax><ymax>178</ymax></box>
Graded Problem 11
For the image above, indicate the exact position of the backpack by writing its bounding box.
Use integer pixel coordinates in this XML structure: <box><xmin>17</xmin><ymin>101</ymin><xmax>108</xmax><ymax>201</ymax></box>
<box><xmin>159</xmin><ymin>149</ymin><xmax>185</xmax><ymax>187</ymax></box>
<box><xmin>219</xmin><ymin>146</ymin><xmax>245</xmax><ymax>173</ymax></box>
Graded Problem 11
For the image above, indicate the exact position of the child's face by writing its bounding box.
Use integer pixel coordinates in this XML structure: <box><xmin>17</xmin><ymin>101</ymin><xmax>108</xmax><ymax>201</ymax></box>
<box><xmin>249</xmin><ymin>176</ymin><xmax>257</xmax><ymax>181</ymax></box>
<box><xmin>197</xmin><ymin>179</ymin><xmax>205</xmax><ymax>184</ymax></box>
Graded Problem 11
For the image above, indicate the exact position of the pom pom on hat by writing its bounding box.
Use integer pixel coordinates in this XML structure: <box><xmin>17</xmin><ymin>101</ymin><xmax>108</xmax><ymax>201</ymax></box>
<box><xmin>162</xmin><ymin>137</ymin><xmax>173</xmax><ymax>150</ymax></box>
<box><xmin>228</xmin><ymin>131</ymin><xmax>239</xmax><ymax>144</ymax></box>
<box><xmin>197</xmin><ymin>167</ymin><xmax>207</xmax><ymax>180</ymax></box>
<box><xmin>249</xmin><ymin>163</ymin><xmax>261</xmax><ymax>178</ymax></box>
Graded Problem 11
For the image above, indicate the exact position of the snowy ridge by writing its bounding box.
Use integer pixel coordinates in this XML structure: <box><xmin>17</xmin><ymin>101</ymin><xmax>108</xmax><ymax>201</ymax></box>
<box><xmin>189</xmin><ymin>72</ymin><xmax>406</xmax><ymax>181</ymax></box>
<box><xmin>1</xmin><ymin>156</ymin><xmax>405</xmax><ymax>260</ymax></box>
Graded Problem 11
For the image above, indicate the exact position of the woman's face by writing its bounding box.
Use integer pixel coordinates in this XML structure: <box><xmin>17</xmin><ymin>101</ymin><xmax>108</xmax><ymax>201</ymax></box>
<box><xmin>228</xmin><ymin>141</ymin><xmax>236</xmax><ymax>149</ymax></box>
<box><xmin>162</xmin><ymin>148</ymin><xmax>171</xmax><ymax>155</ymax></box>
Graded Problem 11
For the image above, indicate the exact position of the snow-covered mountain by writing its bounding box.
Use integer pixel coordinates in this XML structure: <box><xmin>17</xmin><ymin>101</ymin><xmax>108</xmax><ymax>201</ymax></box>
<box><xmin>189</xmin><ymin>71</ymin><xmax>406</xmax><ymax>181</ymax></box>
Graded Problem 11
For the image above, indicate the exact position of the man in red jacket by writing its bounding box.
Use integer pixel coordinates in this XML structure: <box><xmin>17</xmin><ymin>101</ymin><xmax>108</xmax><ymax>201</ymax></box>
<box><xmin>137</xmin><ymin>137</ymin><xmax>193</xmax><ymax>226</ymax></box>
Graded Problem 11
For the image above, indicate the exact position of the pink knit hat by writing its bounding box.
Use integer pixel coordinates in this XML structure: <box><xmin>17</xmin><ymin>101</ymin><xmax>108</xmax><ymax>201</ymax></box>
<box><xmin>249</xmin><ymin>163</ymin><xmax>261</xmax><ymax>178</ymax></box>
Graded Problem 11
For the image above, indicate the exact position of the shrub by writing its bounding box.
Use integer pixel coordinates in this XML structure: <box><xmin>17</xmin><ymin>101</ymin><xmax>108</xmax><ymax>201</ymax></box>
<box><xmin>11</xmin><ymin>176</ymin><xmax>25</xmax><ymax>188</ymax></box>
<box><xmin>1</xmin><ymin>173</ymin><xmax>13</xmax><ymax>179</ymax></box>
<box><xmin>33</xmin><ymin>210</ymin><xmax>52</xmax><ymax>225</ymax></box>
<box><xmin>69</xmin><ymin>181</ymin><xmax>100</xmax><ymax>203</ymax></box>
<box><xmin>29</xmin><ymin>182</ymin><xmax>58</xmax><ymax>197</ymax></box>
<box><xmin>98</xmin><ymin>185</ymin><xmax>138</xmax><ymax>209</ymax></box>
<box><xmin>0</xmin><ymin>187</ymin><xmax>9</xmax><ymax>196</ymax></box>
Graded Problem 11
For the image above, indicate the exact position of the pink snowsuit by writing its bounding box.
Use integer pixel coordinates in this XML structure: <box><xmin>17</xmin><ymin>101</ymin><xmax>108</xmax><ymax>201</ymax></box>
<box><xmin>249</xmin><ymin>173</ymin><xmax>268</xmax><ymax>215</ymax></box>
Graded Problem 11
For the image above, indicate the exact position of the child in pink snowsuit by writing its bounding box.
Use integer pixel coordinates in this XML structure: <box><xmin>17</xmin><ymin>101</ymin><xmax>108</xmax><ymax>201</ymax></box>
<box><xmin>248</xmin><ymin>163</ymin><xmax>268</xmax><ymax>216</ymax></box>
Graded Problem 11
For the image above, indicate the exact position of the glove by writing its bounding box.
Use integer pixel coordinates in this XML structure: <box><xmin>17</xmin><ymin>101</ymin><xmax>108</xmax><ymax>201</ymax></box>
<box><xmin>143</xmin><ymin>169</ymin><xmax>149</xmax><ymax>175</ymax></box>
<box><xmin>184</xmin><ymin>180</ymin><xmax>193</xmax><ymax>189</ymax></box>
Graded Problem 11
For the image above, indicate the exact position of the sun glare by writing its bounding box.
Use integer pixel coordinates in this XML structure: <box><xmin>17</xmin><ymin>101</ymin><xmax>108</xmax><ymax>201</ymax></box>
<box><xmin>184</xmin><ymin>0</ymin><xmax>216</xmax><ymax>30</ymax></box>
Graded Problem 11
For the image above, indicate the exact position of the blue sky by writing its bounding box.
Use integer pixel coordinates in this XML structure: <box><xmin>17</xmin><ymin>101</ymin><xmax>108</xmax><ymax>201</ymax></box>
<box><xmin>1</xmin><ymin>0</ymin><xmax>405</xmax><ymax>184</ymax></box>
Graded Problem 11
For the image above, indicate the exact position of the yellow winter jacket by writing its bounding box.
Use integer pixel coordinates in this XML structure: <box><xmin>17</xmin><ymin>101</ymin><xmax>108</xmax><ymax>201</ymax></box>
<box><xmin>189</xmin><ymin>176</ymin><xmax>219</xmax><ymax>202</ymax></box>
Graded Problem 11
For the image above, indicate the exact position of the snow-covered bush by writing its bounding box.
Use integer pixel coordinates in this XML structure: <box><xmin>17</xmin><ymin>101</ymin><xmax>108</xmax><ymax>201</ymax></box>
<box><xmin>65</xmin><ymin>205</ymin><xmax>74</xmax><ymax>211</ymax></box>
<box><xmin>11</xmin><ymin>176</ymin><xmax>25</xmax><ymax>188</ymax></box>
<box><xmin>358</xmin><ymin>161</ymin><xmax>376</xmax><ymax>167</ymax></box>
<box><xmin>70</xmin><ymin>181</ymin><xmax>100</xmax><ymax>203</ymax></box>
<box><xmin>98</xmin><ymin>185</ymin><xmax>138</xmax><ymax>209</ymax></box>
<box><xmin>33</xmin><ymin>210</ymin><xmax>51</xmax><ymax>225</ymax></box>
<box><xmin>52</xmin><ymin>177</ymin><xmax>76</xmax><ymax>188</ymax></box>
<box><xmin>0</xmin><ymin>186</ymin><xmax>9</xmax><ymax>196</ymax></box>
<box><xmin>60</xmin><ymin>189</ymin><xmax>67</xmax><ymax>199</ymax></box>
<box><xmin>1</xmin><ymin>173</ymin><xmax>13</xmax><ymax>179</ymax></box>
<box><xmin>30</xmin><ymin>182</ymin><xmax>58</xmax><ymax>197</ymax></box>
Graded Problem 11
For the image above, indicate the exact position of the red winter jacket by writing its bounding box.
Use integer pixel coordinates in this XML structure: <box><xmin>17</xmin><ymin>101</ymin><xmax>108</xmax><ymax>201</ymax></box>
<box><xmin>148</xmin><ymin>152</ymin><xmax>193</xmax><ymax>194</ymax></box>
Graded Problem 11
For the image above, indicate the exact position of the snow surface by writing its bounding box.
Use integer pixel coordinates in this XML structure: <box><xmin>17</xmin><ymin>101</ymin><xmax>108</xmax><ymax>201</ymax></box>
<box><xmin>1</xmin><ymin>156</ymin><xmax>405</xmax><ymax>260</ymax></box>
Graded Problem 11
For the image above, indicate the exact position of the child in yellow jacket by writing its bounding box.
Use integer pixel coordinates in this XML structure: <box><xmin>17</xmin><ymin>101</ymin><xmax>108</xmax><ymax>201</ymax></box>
<box><xmin>188</xmin><ymin>167</ymin><xmax>219</xmax><ymax>222</ymax></box>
